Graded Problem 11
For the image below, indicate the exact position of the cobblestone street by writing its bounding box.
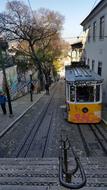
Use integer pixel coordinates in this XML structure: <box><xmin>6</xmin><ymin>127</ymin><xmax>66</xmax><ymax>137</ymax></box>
<box><xmin>0</xmin><ymin>80</ymin><xmax>106</xmax><ymax>189</ymax></box>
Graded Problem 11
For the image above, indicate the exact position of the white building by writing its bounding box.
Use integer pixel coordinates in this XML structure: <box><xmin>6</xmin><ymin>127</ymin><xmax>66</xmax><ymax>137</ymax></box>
<box><xmin>71</xmin><ymin>40</ymin><xmax>84</xmax><ymax>62</ymax></box>
<box><xmin>81</xmin><ymin>0</ymin><xmax>107</xmax><ymax>103</ymax></box>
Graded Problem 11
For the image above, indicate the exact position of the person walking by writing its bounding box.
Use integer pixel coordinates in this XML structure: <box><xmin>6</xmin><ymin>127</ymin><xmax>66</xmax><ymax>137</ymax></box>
<box><xmin>45</xmin><ymin>83</ymin><xmax>49</xmax><ymax>95</ymax></box>
<box><xmin>30</xmin><ymin>82</ymin><xmax>35</xmax><ymax>92</ymax></box>
<box><xmin>0</xmin><ymin>91</ymin><xmax>7</xmax><ymax>114</ymax></box>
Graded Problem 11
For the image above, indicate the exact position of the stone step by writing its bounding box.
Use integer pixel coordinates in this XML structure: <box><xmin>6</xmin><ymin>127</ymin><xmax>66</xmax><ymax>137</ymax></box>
<box><xmin>0</xmin><ymin>187</ymin><xmax>107</xmax><ymax>190</ymax></box>
<box><xmin>0</xmin><ymin>158</ymin><xmax>58</xmax><ymax>164</ymax></box>
<box><xmin>0</xmin><ymin>187</ymin><xmax>48</xmax><ymax>190</ymax></box>
<box><xmin>0</xmin><ymin>157</ymin><xmax>106</xmax><ymax>189</ymax></box>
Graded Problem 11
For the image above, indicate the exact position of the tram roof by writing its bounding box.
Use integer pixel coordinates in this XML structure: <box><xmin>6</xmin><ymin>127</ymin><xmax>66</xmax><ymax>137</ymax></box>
<box><xmin>65</xmin><ymin>67</ymin><xmax>103</xmax><ymax>85</ymax></box>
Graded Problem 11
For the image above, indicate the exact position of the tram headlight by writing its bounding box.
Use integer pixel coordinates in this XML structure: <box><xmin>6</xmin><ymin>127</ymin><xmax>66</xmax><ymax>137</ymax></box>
<box><xmin>82</xmin><ymin>107</ymin><xmax>88</xmax><ymax>113</ymax></box>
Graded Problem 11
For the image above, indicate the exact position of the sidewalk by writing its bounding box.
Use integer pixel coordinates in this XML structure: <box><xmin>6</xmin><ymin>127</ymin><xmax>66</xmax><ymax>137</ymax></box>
<box><xmin>0</xmin><ymin>91</ymin><xmax>45</xmax><ymax>135</ymax></box>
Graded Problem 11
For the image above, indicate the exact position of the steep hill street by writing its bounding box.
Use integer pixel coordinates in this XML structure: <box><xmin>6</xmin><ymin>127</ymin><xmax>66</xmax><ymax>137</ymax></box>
<box><xmin>0</xmin><ymin>80</ymin><xmax>106</xmax><ymax>189</ymax></box>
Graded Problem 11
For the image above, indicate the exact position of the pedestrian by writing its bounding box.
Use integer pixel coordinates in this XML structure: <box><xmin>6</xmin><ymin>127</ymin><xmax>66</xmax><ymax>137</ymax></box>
<box><xmin>0</xmin><ymin>91</ymin><xmax>7</xmax><ymax>114</ymax></box>
<box><xmin>30</xmin><ymin>82</ymin><xmax>35</xmax><ymax>92</ymax></box>
<box><xmin>45</xmin><ymin>83</ymin><xmax>49</xmax><ymax>95</ymax></box>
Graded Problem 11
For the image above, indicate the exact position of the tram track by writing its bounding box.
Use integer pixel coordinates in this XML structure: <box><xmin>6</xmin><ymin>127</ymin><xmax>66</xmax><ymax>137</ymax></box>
<box><xmin>77</xmin><ymin>124</ymin><xmax>90</xmax><ymax>157</ymax></box>
<box><xmin>94</xmin><ymin>124</ymin><xmax>107</xmax><ymax>143</ymax></box>
<box><xmin>15</xmin><ymin>101</ymin><xmax>53</xmax><ymax>157</ymax></box>
<box><xmin>0</xmin><ymin>80</ymin><xmax>107</xmax><ymax>159</ymax></box>
<box><xmin>75</xmin><ymin>123</ymin><xmax>107</xmax><ymax>157</ymax></box>
<box><xmin>41</xmin><ymin>111</ymin><xmax>54</xmax><ymax>158</ymax></box>
<box><xmin>99</xmin><ymin>121</ymin><xmax>107</xmax><ymax>133</ymax></box>
<box><xmin>88</xmin><ymin>124</ymin><xmax>107</xmax><ymax>156</ymax></box>
<box><xmin>0</xmin><ymin>84</ymin><xmax>57</xmax><ymax>158</ymax></box>
<box><xmin>19</xmin><ymin>82</ymin><xmax>64</xmax><ymax>158</ymax></box>
<box><xmin>14</xmin><ymin>86</ymin><xmax>57</xmax><ymax>158</ymax></box>
<box><xmin>17</xmin><ymin>109</ymin><xmax>54</xmax><ymax>158</ymax></box>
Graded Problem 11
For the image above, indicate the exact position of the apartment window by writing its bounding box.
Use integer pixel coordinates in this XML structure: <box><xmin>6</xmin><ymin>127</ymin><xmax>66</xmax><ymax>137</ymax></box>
<box><xmin>88</xmin><ymin>26</ymin><xmax>91</xmax><ymax>42</ymax></box>
<box><xmin>92</xmin><ymin>60</ymin><xmax>95</xmax><ymax>71</ymax></box>
<box><xmin>98</xmin><ymin>62</ymin><xmax>102</xmax><ymax>76</ymax></box>
<box><xmin>99</xmin><ymin>16</ymin><xmax>104</xmax><ymax>39</ymax></box>
<box><xmin>93</xmin><ymin>21</ymin><xmax>96</xmax><ymax>41</ymax></box>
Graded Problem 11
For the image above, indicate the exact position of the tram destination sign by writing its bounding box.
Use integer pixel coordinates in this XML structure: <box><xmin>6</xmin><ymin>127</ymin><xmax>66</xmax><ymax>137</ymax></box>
<box><xmin>68</xmin><ymin>80</ymin><xmax>103</xmax><ymax>85</ymax></box>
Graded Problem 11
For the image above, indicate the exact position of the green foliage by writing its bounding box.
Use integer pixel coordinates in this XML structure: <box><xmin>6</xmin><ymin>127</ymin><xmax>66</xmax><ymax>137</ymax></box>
<box><xmin>53</xmin><ymin>60</ymin><xmax>62</xmax><ymax>72</ymax></box>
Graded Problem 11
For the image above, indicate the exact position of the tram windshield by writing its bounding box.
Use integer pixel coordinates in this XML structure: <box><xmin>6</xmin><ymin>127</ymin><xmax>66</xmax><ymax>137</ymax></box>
<box><xmin>76</xmin><ymin>86</ymin><xmax>94</xmax><ymax>102</ymax></box>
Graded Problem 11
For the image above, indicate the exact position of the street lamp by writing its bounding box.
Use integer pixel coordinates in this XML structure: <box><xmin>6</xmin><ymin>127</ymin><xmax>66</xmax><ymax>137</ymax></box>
<box><xmin>0</xmin><ymin>39</ymin><xmax>13</xmax><ymax>116</ymax></box>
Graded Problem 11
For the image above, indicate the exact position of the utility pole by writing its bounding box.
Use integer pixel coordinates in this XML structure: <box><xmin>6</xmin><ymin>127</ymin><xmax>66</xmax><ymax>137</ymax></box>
<box><xmin>29</xmin><ymin>70</ymin><xmax>33</xmax><ymax>102</ymax></box>
<box><xmin>0</xmin><ymin>39</ymin><xmax>13</xmax><ymax>116</ymax></box>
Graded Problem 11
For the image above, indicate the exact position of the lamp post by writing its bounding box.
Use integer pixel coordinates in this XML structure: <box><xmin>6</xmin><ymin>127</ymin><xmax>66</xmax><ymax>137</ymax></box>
<box><xmin>28</xmin><ymin>70</ymin><xmax>33</xmax><ymax>102</ymax></box>
<box><xmin>0</xmin><ymin>39</ymin><xmax>13</xmax><ymax>116</ymax></box>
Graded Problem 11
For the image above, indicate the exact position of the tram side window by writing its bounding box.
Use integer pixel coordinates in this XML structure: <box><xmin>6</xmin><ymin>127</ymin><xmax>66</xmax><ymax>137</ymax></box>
<box><xmin>96</xmin><ymin>85</ymin><xmax>100</xmax><ymax>102</ymax></box>
<box><xmin>76</xmin><ymin>86</ymin><xmax>94</xmax><ymax>102</ymax></box>
<box><xmin>66</xmin><ymin>84</ymin><xmax>69</xmax><ymax>100</ymax></box>
<box><xmin>70</xmin><ymin>86</ymin><xmax>75</xmax><ymax>102</ymax></box>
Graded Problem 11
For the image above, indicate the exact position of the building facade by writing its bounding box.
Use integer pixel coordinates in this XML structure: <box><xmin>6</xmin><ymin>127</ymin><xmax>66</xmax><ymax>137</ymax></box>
<box><xmin>81</xmin><ymin>0</ymin><xmax>107</xmax><ymax>103</ymax></box>
<box><xmin>71</xmin><ymin>40</ymin><xmax>84</xmax><ymax>62</ymax></box>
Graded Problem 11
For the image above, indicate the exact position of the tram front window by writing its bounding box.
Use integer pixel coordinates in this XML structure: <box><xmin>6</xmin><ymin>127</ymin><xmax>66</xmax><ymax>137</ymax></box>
<box><xmin>76</xmin><ymin>86</ymin><xmax>94</xmax><ymax>102</ymax></box>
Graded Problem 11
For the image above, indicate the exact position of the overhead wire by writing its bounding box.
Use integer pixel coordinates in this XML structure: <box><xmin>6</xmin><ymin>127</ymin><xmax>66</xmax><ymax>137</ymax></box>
<box><xmin>26</xmin><ymin>0</ymin><xmax>82</xmax><ymax>41</ymax></box>
<box><xmin>27</xmin><ymin>0</ymin><xmax>32</xmax><ymax>10</ymax></box>
<box><xmin>91</xmin><ymin>0</ymin><xmax>101</xmax><ymax>10</ymax></box>
<box><xmin>27</xmin><ymin>0</ymin><xmax>34</xmax><ymax>16</ymax></box>
<box><xmin>6</xmin><ymin>0</ymin><xmax>96</xmax><ymax>41</ymax></box>
<box><xmin>6</xmin><ymin>0</ymin><xmax>105</xmax><ymax>41</ymax></box>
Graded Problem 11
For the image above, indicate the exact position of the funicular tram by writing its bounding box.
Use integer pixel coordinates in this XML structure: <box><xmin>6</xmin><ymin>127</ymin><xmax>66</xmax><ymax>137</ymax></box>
<box><xmin>65</xmin><ymin>65</ymin><xmax>103</xmax><ymax>123</ymax></box>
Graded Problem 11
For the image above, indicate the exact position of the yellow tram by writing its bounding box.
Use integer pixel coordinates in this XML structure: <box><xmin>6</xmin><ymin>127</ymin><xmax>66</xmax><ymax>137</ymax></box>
<box><xmin>65</xmin><ymin>65</ymin><xmax>103</xmax><ymax>123</ymax></box>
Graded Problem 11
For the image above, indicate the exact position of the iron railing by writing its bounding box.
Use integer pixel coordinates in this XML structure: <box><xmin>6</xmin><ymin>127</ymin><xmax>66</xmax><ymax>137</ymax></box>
<box><xmin>59</xmin><ymin>136</ymin><xmax>86</xmax><ymax>189</ymax></box>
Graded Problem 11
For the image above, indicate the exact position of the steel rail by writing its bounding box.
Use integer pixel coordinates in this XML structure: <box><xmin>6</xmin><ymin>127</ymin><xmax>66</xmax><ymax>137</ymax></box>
<box><xmin>15</xmin><ymin>86</ymin><xmax>57</xmax><ymax>157</ymax></box>
<box><xmin>41</xmin><ymin>112</ymin><xmax>54</xmax><ymax>158</ymax></box>
<box><xmin>94</xmin><ymin>124</ymin><xmax>107</xmax><ymax>143</ymax></box>
<box><xmin>77</xmin><ymin>124</ymin><xmax>90</xmax><ymax>157</ymax></box>
<box><xmin>89</xmin><ymin>124</ymin><xmax>107</xmax><ymax>155</ymax></box>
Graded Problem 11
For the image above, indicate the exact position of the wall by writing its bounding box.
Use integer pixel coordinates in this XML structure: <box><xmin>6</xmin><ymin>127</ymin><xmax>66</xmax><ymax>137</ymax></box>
<box><xmin>0</xmin><ymin>66</ymin><xmax>39</xmax><ymax>100</ymax></box>
<box><xmin>82</xmin><ymin>6</ymin><xmax>107</xmax><ymax>103</ymax></box>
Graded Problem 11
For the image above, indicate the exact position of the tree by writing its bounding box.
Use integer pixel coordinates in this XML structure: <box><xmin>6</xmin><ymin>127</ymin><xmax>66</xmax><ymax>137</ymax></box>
<box><xmin>0</xmin><ymin>0</ymin><xmax>64</xmax><ymax>88</ymax></box>
<box><xmin>34</xmin><ymin>33</ymin><xmax>61</xmax><ymax>82</ymax></box>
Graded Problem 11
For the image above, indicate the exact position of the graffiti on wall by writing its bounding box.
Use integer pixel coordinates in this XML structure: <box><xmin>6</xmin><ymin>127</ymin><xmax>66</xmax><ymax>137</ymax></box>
<box><xmin>0</xmin><ymin>66</ymin><xmax>18</xmax><ymax>98</ymax></box>
<box><xmin>6</xmin><ymin>66</ymin><xmax>18</xmax><ymax>95</ymax></box>
<box><xmin>0</xmin><ymin>66</ymin><xmax>39</xmax><ymax>99</ymax></box>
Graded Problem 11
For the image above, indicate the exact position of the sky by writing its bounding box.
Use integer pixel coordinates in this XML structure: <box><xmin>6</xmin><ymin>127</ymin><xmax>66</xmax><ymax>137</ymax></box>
<box><xmin>0</xmin><ymin>0</ymin><xmax>101</xmax><ymax>41</ymax></box>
